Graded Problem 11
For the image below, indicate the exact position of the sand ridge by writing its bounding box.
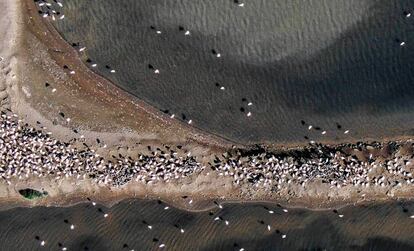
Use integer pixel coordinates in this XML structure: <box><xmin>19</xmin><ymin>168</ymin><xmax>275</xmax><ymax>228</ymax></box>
<box><xmin>0</xmin><ymin>0</ymin><xmax>21</xmax><ymax>112</ymax></box>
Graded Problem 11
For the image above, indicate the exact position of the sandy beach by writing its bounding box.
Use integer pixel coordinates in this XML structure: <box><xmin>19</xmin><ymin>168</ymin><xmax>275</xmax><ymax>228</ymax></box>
<box><xmin>0</xmin><ymin>0</ymin><xmax>414</xmax><ymax>212</ymax></box>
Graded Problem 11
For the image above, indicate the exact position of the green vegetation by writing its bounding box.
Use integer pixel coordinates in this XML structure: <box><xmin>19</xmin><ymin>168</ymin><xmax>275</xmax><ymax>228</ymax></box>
<box><xmin>18</xmin><ymin>189</ymin><xmax>47</xmax><ymax>200</ymax></box>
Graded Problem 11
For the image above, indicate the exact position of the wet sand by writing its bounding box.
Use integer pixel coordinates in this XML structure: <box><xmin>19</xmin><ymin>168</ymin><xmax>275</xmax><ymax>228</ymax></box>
<box><xmin>0</xmin><ymin>0</ymin><xmax>413</xmax><ymax>212</ymax></box>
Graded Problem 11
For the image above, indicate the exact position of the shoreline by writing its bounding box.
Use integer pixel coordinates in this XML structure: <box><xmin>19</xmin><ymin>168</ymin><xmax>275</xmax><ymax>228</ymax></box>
<box><xmin>19</xmin><ymin>0</ymin><xmax>414</xmax><ymax>153</ymax></box>
<box><xmin>23</xmin><ymin>0</ymin><xmax>414</xmax><ymax>150</ymax></box>
<box><xmin>22</xmin><ymin>0</ymin><xmax>243</xmax><ymax>151</ymax></box>
<box><xmin>0</xmin><ymin>0</ymin><xmax>413</xmax><ymax>211</ymax></box>
<box><xmin>0</xmin><ymin>189</ymin><xmax>409</xmax><ymax>213</ymax></box>
<box><xmin>1</xmin><ymin>172</ymin><xmax>412</xmax><ymax>213</ymax></box>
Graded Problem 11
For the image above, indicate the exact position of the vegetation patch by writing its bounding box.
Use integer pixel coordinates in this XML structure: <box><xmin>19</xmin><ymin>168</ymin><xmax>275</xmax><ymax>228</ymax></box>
<box><xmin>18</xmin><ymin>189</ymin><xmax>48</xmax><ymax>200</ymax></box>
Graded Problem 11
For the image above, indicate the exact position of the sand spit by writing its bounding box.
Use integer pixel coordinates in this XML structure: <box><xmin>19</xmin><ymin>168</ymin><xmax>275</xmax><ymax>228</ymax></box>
<box><xmin>1</xmin><ymin>109</ymin><xmax>414</xmax><ymax>212</ymax></box>
<box><xmin>0</xmin><ymin>0</ymin><xmax>413</xmax><ymax>211</ymax></box>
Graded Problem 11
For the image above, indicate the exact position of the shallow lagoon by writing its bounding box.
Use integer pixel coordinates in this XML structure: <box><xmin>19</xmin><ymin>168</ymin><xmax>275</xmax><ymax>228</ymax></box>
<box><xmin>53</xmin><ymin>0</ymin><xmax>414</xmax><ymax>144</ymax></box>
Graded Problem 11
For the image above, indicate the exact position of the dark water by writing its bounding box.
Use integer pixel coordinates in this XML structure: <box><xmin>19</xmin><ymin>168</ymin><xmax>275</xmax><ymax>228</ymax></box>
<box><xmin>52</xmin><ymin>0</ymin><xmax>414</xmax><ymax>144</ymax></box>
<box><xmin>2</xmin><ymin>199</ymin><xmax>414</xmax><ymax>250</ymax></box>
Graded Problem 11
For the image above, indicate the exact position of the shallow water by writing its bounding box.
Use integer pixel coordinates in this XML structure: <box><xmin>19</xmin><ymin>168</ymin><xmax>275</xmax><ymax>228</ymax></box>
<box><xmin>52</xmin><ymin>0</ymin><xmax>414</xmax><ymax>144</ymax></box>
<box><xmin>1</xmin><ymin>199</ymin><xmax>414</xmax><ymax>250</ymax></box>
